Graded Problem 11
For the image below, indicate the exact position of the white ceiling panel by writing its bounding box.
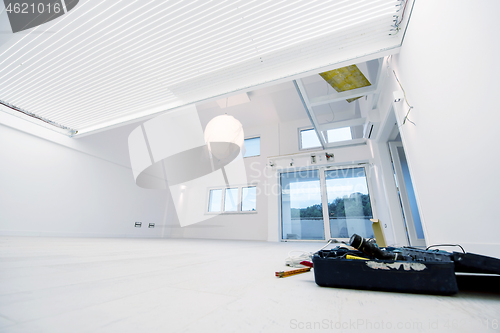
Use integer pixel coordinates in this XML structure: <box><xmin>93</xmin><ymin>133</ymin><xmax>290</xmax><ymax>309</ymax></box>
<box><xmin>0</xmin><ymin>0</ymin><xmax>412</xmax><ymax>136</ymax></box>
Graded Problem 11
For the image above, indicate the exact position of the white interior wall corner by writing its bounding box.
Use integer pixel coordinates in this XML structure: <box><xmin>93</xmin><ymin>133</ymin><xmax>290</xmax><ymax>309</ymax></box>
<box><xmin>390</xmin><ymin>0</ymin><xmax>500</xmax><ymax>256</ymax></box>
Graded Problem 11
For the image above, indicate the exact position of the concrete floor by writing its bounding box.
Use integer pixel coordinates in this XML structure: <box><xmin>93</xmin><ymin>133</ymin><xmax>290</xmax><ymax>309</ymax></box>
<box><xmin>1</xmin><ymin>237</ymin><xmax>499</xmax><ymax>333</ymax></box>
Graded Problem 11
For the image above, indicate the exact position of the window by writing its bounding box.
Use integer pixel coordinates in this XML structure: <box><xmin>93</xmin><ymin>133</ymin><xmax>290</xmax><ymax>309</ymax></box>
<box><xmin>224</xmin><ymin>188</ymin><xmax>238</xmax><ymax>212</ymax></box>
<box><xmin>208</xmin><ymin>189</ymin><xmax>223</xmax><ymax>212</ymax></box>
<box><xmin>300</xmin><ymin>126</ymin><xmax>359</xmax><ymax>149</ymax></box>
<box><xmin>281</xmin><ymin>170</ymin><xmax>325</xmax><ymax>240</ymax></box>
<box><xmin>241</xmin><ymin>186</ymin><xmax>257</xmax><ymax>211</ymax></box>
<box><xmin>244</xmin><ymin>137</ymin><xmax>260</xmax><ymax>157</ymax></box>
<box><xmin>207</xmin><ymin>186</ymin><xmax>257</xmax><ymax>213</ymax></box>
<box><xmin>300</xmin><ymin>128</ymin><xmax>321</xmax><ymax>150</ymax></box>
<box><xmin>280</xmin><ymin>166</ymin><xmax>374</xmax><ymax>240</ymax></box>
<box><xmin>325</xmin><ymin>167</ymin><xmax>374</xmax><ymax>239</ymax></box>
<box><xmin>326</xmin><ymin>127</ymin><xmax>352</xmax><ymax>143</ymax></box>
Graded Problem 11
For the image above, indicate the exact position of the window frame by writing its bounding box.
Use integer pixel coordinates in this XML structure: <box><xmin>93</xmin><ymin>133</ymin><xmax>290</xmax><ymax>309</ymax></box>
<box><xmin>325</xmin><ymin>126</ymin><xmax>353</xmax><ymax>144</ymax></box>
<box><xmin>298</xmin><ymin>127</ymin><xmax>322</xmax><ymax>151</ymax></box>
<box><xmin>241</xmin><ymin>186</ymin><xmax>258</xmax><ymax>212</ymax></box>
<box><xmin>223</xmin><ymin>187</ymin><xmax>240</xmax><ymax>212</ymax></box>
<box><xmin>243</xmin><ymin>136</ymin><xmax>261</xmax><ymax>158</ymax></box>
<box><xmin>206</xmin><ymin>185</ymin><xmax>258</xmax><ymax>215</ymax></box>
<box><xmin>207</xmin><ymin>188</ymin><xmax>224</xmax><ymax>213</ymax></box>
<box><xmin>278</xmin><ymin>163</ymin><xmax>376</xmax><ymax>241</ymax></box>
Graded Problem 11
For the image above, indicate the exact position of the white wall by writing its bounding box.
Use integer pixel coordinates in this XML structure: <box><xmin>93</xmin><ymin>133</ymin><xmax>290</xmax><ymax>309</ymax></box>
<box><xmin>0</xmin><ymin>116</ymin><xmax>168</xmax><ymax>238</ymax></box>
<box><xmin>381</xmin><ymin>0</ymin><xmax>500</xmax><ymax>256</ymax></box>
<box><xmin>163</xmin><ymin>121</ymin><xmax>280</xmax><ymax>241</ymax></box>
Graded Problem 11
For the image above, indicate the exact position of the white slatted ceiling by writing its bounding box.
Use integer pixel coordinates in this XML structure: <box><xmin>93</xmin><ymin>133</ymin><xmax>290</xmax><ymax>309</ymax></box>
<box><xmin>0</xmin><ymin>0</ymin><xmax>405</xmax><ymax>135</ymax></box>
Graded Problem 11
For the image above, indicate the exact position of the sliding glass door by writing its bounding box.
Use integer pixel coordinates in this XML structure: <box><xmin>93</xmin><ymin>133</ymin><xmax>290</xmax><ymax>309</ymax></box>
<box><xmin>281</xmin><ymin>166</ymin><xmax>374</xmax><ymax>240</ymax></box>
<box><xmin>280</xmin><ymin>170</ymin><xmax>325</xmax><ymax>240</ymax></box>
<box><xmin>325</xmin><ymin>167</ymin><xmax>374</xmax><ymax>239</ymax></box>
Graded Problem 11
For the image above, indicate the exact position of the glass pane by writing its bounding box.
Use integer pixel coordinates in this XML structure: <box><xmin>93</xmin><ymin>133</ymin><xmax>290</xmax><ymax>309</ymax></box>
<box><xmin>208</xmin><ymin>189</ymin><xmax>222</xmax><ymax>212</ymax></box>
<box><xmin>281</xmin><ymin>170</ymin><xmax>325</xmax><ymax>240</ymax></box>
<box><xmin>242</xmin><ymin>186</ymin><xmax>257</xmax><ymax>211</ymax></box>
<box><xmin>224</xmin><ymin>188</ymin><xmax>238</xmax><ymax>212</ymax></box>
<box><xmin>300</xmin><ymin>129</ymin><xmax>321</xmax><ymax>149</ymax></box>
<box><xmin>326</xmin><ymin>127</ymin><xmax>352</xmax><ymax>143</ymax></box>
<box><xmin>397</xmin><ymin>146</ymin><xmax>425</xmax><ymax>239</ymax></box>
<box><xmin>244</xmin><ymin>137</ymin><xmax>260</xmax><ymax>157</ymax></box>
<box><xmin>325</xmin><ymin>167</ymin><xmax>374</xmax><ymax>239</ymax></box>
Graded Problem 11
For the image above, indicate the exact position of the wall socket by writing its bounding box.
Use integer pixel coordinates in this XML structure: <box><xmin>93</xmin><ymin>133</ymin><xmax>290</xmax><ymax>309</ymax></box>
<box><xmin>148</xmin><ymin>223</ymin><xmax>155</xmax><ymax>228</ymax></box>
<box><xmin>135</xmin><ymin>222</ymin><xmax>142</xmax><ymax>228</ymax></box>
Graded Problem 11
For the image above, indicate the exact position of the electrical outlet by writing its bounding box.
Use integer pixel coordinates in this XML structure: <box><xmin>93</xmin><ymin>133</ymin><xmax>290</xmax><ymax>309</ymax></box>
<box><xmin>135</xmin><ymin>222</ymin><xmax>142</xmax><ymax>228</ymax></box>
<box><xmin>148</xmin><ymin>223</ymin><xmax>155</xmax><ymax>228</ymax></box>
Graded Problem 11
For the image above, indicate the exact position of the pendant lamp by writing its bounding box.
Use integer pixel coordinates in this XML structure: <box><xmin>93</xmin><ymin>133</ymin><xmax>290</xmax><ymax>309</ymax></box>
<box><xmin>204</xmin><ymin>114</ymin><xmax>245</xmax><ymax>165</ymax></box>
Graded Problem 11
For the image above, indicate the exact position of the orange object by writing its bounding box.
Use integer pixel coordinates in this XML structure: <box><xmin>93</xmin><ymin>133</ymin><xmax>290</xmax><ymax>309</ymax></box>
<box><xmin>275</xmin><ymin>267</ymin><xmax>311</xmax><ymax>278</ymax></box>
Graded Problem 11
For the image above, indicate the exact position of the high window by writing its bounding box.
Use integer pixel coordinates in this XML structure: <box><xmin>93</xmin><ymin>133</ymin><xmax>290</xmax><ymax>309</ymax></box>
<box><xmin>300</xmin><ymin>127</ymin><xmax>355</xmax><ymax>150</ymax></box>
<box><xmin>243</xmin><ymin>137</ymin><xmax>260</xmax><ymax>157</ymax></box>
<box><xmin>299</xmin><ymin>128</ymin><xmax>321</xmax><ymax>150</ymax></box>
<box><xmin>326</xmin><ymin>127</ymin><xmax>352</xmax><ymax>143</ymax></box>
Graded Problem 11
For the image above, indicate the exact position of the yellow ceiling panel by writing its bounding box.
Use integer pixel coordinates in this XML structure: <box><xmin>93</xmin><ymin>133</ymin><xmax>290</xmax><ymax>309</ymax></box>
<box><xmin>319</xmin><ymin>65</ymin><xmax>371</xmax><ymax>103</ymax></box>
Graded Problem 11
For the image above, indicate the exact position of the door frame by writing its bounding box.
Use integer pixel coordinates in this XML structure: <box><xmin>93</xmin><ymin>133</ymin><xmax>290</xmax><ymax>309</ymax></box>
<box><xmin>388</xmin><ymin>142</ymin><xmax>426</xmax><ymax>247</ymax></box>
<box><xmin>279</xmin><ymin>164</ymin><xmax>373</xmax><ymax>241</ymax></box>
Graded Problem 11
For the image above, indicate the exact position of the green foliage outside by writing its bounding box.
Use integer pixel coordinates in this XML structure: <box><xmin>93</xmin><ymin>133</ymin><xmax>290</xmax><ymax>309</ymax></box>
<box><xmin>291</xmin><ymin>193</ymin><xmax>372</xmax><ymax>219</ymax></box>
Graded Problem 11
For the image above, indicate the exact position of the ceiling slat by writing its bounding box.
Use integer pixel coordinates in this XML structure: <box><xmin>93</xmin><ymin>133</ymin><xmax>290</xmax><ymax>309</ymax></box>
<box><xmin>0</xmin><ymin>0</ymin><xmax>410</xmax><ymax>135</ymax></box>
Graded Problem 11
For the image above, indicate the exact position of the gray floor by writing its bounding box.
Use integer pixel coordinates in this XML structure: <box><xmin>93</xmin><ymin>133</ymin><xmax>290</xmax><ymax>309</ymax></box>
<box><xmin>1</xmin><ymin>237</ymin><xmax>499</xmax><ymax>333</ymax></box>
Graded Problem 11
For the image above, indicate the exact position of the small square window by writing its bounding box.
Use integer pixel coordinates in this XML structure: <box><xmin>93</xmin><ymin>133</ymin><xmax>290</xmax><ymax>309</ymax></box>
<box><xmin>326</xmin><ymin>127</ymin><xmax>352</xmax><ymax>143</ymax></box>
<box><xmin>300</xmin><ymin>129</ymin><xmax>321</xmax><ymax>150</ymax></box>
<box><xmin>208</xmin><ymin>189</ymin><xmax>222</xmax><ymax>212</ymax></box>
<box><xmin>244</xmin><ymin>137</ymin><xmax>260</xmax><ymax>157</ymax></box>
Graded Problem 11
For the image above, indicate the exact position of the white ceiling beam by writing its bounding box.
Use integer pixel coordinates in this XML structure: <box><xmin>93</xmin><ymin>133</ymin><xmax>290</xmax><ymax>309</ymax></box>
<box><xmin>370</xmin><ymin>57</ymin><xmax>386</xmax><ymax>110</ymax></box>
<box><xmin>294</xmin><ymin>79</ymin><xmax>326</xmax><ymax>150</ymax></box>
<box><xmin>309</xmin><ymin>83</ymin><xmax>378</xmax><ymax>107</ymax></box>
<box><xmin>325</xmin><ymin>138</ymin><xmax>367</xmax><ymax>149</ymax></box>
<box><xmin>318</xmin><ymin>117</ymin><xmax>367</xmax><ymax>133</ymax></box>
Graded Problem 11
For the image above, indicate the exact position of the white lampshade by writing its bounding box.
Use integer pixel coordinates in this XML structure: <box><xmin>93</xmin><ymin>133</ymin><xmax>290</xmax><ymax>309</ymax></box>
<box><xmin>204</xmin><ymin>115</ymin><xmax>245</xmax><ymax>163</ymax></box>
